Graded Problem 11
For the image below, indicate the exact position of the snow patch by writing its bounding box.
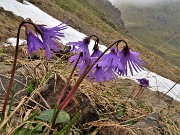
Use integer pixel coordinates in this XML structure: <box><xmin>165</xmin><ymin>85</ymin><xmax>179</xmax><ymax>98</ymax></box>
<box><xmin>4</xmin><ymin>38</ymin><xmax>26</xmax><ymax>47</ymax></box>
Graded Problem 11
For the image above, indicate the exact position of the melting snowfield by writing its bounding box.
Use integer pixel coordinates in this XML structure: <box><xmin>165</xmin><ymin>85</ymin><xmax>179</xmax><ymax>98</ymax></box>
<box><xmin>0</xmin><ymin>0</ymin><xmax>179</xmax><ymax>101</ymax></box>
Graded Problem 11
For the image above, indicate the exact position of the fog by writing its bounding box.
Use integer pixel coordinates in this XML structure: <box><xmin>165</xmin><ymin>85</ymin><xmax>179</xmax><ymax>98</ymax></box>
<box><xmin>108</xmin><ymin>0</ymin><xmax>179</xmax><ymax>7</ymax></box>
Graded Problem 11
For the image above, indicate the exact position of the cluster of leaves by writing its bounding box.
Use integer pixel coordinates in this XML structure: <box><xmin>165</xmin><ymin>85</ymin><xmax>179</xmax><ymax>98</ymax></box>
<box><xmin>12</xmin><ymin>109</ymin><xmax>80</xmax><ymax>135</ymax></box>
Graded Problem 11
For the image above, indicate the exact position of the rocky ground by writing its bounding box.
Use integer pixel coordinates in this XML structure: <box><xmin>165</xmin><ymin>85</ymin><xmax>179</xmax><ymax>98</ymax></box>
<box><xmin>0</xmin><ymin>45</ymin><xmax>179</xmax><ymax>134</ymax></box>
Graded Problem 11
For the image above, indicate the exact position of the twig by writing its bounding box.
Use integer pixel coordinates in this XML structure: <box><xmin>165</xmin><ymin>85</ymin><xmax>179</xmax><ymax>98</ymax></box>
<box><xmin>37</xmin><ymin>92</ymin><xmax>51</xmax><ymax>109</ymax></box>
<box><xmin>0</xmin><ymin>96</ymin><xmax>27</xmax><ymax>130</ymax></box>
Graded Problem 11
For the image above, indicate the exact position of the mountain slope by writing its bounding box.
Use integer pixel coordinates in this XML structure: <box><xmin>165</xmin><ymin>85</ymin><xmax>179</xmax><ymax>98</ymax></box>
<box><xmin>28</xmin><ymin>0</ymin><xmax>127</xmax><ymax>44</ymax></box>
<box><xmin>27</xmin><ymin>0</ymin><xmax>179</xmax><ymax>82</ymax></box>
<box><xmin>116</xmin><ymin>1</ymin><xmax>180</xmax><ymax>67</ymax></box>
<box><xmin>0</xmin><ymin>0</ymin><xmax>179</xmax><ymax>82</ymax></box>
<box><xmin>0</xmin><ymin>7</ymin><xmax>23</xmax><ymax>43</ymax></box>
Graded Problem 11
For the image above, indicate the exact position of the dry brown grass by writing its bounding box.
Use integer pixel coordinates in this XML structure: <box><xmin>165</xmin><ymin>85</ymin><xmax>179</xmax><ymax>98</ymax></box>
<box><xmin>0</xmin><ymin>7</ymin><xmax>24</xmax><ymax>43</ymax></box>
<box><xmin>0</xmin><ymin>46</ymin><xmax>179</xmax><ymax>134</ymax></box>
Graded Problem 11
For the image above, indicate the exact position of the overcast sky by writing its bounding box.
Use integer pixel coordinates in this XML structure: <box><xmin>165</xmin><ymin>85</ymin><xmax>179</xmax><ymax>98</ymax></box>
<box><xmin>108</xmin><ymin>0</ymin><xmax>179</xmax><ymax>7</ymax></box>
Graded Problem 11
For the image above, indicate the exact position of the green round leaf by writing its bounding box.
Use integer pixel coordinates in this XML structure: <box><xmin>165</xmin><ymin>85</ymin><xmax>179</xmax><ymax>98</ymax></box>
<box><xmin>35</xmin><ymin>109</ymin><xmax>70</xmax><ymax>124</ymax></box>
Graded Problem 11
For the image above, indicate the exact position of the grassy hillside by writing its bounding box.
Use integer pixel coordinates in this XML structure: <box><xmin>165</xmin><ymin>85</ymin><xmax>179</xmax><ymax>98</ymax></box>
<box><xmin>0</xmin><ymin>0</ymin><xmax>179</xmax><ymax>81</ymax></box>
<box><xmin>117</xmin><ymin>1</ymin><xmax>180</xmax><ymax>67</ymax></box>
<box><xmin>0</xmin><ymin>7</ymin><xmax>23</xmax><ymax>43</ymax></box>
<box><xmin>29</xmin><ymin>0</ymin><xmax>127</xmax><ymax>44</ymax></box>
<box><xmin>28</xmin><ymin>0</ymin><xmax>180</xmax><ymax>82</ymax></box>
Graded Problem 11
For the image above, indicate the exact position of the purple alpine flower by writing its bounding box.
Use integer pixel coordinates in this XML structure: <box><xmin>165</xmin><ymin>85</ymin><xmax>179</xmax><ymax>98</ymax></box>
<box><xmin>137</xmin><ymin>78</ymin><xmax>149</xmax><ymax>88</ymax></box>
<box><xmin>68</xmin><ymin>37</ymin><xmax>91</xmax><ymax>75</ymax></box>
<box><xmin>67</xmin><ymin>37</ymin><xmax>91</xmax><ymax>60</ymax></box>
<box><xmin>88</xmin><ymin>64</ymin><xmax>116</xmax><ymax>82</ymax></box>
<box><xmin>69</xmin><ymin>54</ymin><xmax>81</xmax><ymax>67</ymax></box>
<box><xmin>26</xmin><ymin>29</ymin><xmax>43</xmax><ymax>55</ymax></box>
<box><xmin>118</xmin><ymin>45</ymin><xmax>143</xmax><ymax>76</ymax></box>
<box><xmin>36</xmin><ymin>23</ymin><xmax>67</xmax><ymax>60</ymax></box>
<box><xmin>69</xmin><ymin>45</ymin><xmax>78</xmax><ymax>53</ymax></box>
<box><xmin>78</xmin><ymin>60</ymin><xmax>89</xmax><ymax>75</ymax></box>
<box><xmin>69</xmin><ymin>53</ymin><xmax>88</xmax><ymax>75</ymax></box>
<box><xmin>100</xmin><ymin>47</ymin><xmax>124</xmax><ymax>75</ymax></box>
<box><xmin>91</xmin><ymin>45</ymin><xmax>103</xmax><ymax>63</ymax></box>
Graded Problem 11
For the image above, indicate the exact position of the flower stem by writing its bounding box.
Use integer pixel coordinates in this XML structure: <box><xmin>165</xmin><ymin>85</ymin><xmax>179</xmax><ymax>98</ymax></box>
<box><xmin>57</xmin><ymin>52</ymin><xmax>82</xmax><ymax>105</ymax></box>
<box><xmin>51</xmin><ymin>39</ymin><xmax>127</xmax><ymax>128</ymax></box>
<box><xmin>1</xmin><ymin>21</ymin><xmax>25</xmax><ymax>118</ymax></box>
<box><xmin>61</xmin><ymin>40</ymin><xmax>128</xmax><ymax>109</ymax></box>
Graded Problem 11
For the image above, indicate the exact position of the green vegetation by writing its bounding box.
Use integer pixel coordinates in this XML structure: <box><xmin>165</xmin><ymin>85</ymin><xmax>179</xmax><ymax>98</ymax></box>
<box><xmin>117</xmin><ymin>2</ymin><xmax>180</xmax><ymax>67</ymax></box>
<box><xmin>29</xmin><ymin>0</ymin><xmax>180</xmax><ymax>82</ymax></box>
<box><xmin>54</xmin><ymin>0</ymin><xmax>120</xmax><ymax>35</ymax></box>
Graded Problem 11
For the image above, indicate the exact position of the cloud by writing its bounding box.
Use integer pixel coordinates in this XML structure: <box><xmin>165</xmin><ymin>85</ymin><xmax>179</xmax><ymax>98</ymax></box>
<box><xmin>108</xmin><ymin>0</ymin><xmax>179</xmax><ymax>7</ymax></box>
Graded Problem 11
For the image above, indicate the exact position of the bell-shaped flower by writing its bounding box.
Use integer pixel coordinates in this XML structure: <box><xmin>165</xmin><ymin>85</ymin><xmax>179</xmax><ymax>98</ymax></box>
<box><xmin>26</xmin><ymin>29</ymin><xmax>43</xmax><ymax>55</ymax></box>
<box><xmin>100</xmin><ymin>47</ymin><xmax>124</xmax><ymax>75</ymax></box>
<box><xmin>67</xmin><ymin>37</ymin><xmax>91</xmax><ymax>60</ymax></box>
<box><xmin>37</xmin><ymin>23</ymin><xmax>67</xmax><ymax>40</ymax></box>
<box><xmin>88</xmin><ymin>64</ymin><xmax>116</xmax><ymax>82</ymax></box>
<box><xmin>69</xmin><ymin>52</ymin><xmax>88</xmax><ymax>75</ymax></box>
<box><xmin>36</xmin><ymin>23</ymin><xmax>67</xmax><ymax>60</ymax></box>
<box><xmin>137</xmin><ymin>78</ymin><xmax>149</xmax><ymax>88</ymax></box>
<box><xmin>68</xmin><ymin>37</ymin><xmax>91</xmax><ymax>75</ymax></box>
<box><xmin>118</xmin><ymin>45</ymin><xmax>143</xmax><ymax>76</ymax></box>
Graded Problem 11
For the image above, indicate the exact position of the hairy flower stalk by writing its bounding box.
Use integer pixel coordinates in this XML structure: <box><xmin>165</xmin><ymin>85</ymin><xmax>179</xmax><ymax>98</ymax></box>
<box><xmin>51</xmin><ymin>39</ymin><xmax>129</xmax><ymax>128</ymax></box>
<box><xmin>1</xmin><ymin>20</ymin><xmax>26</xmax><ymax>118</ymax></box>
<box><xmin>1</xmin><ymin>19</ymin><xmax>67</xmax><ymax>118</ymax></box>
<box><xmin>57</xmin><ymin>52</ymin><xmax>82</xmax><ymax>105</ymax></box>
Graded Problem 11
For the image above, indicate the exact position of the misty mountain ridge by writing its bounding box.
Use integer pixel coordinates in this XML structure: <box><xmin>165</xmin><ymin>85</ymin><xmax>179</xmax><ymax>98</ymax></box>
<box><xmin>115</xmin><ymin>1</ymin><xmax>180</xmax><ymax>67</ymax></box>
<box><xmin>110</xmin><ymin>0</ymin><xmax>180</xmax><ymax>8</ymax></box>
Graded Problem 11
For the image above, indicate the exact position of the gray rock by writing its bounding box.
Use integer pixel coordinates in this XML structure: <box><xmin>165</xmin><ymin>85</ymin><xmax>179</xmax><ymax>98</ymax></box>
<box><xmin>97</xmin><ymin>126</ymin><xmax>136</xmax><ymax>135</ymax></box>
<box><xmin>133</xmin><ymin>121</ymin><xmax>162</xmax><ymax>135</ymax></box>
<box><xmin>133</xmin><ymin>112</ymin><xmax>162</xmax><ymax>135</ymax></box>
<box><xmin>0</xmin><ymin>63</ymin><xmax>27</xmax><ymax>94</ymax></box>
<box><xmin>0</xmin><ymin>63</ymin><xmax>28</xmax><ymax>109</ymax></box>
<box><xmin>36</xmin><ymin>74</ymin><xmax>100</xmax><ymax>124</ymax></box>
<box><xmin>143</xmin><ymin>112</ymin><xmax>162</xmax><ymax>127</ymax></box>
